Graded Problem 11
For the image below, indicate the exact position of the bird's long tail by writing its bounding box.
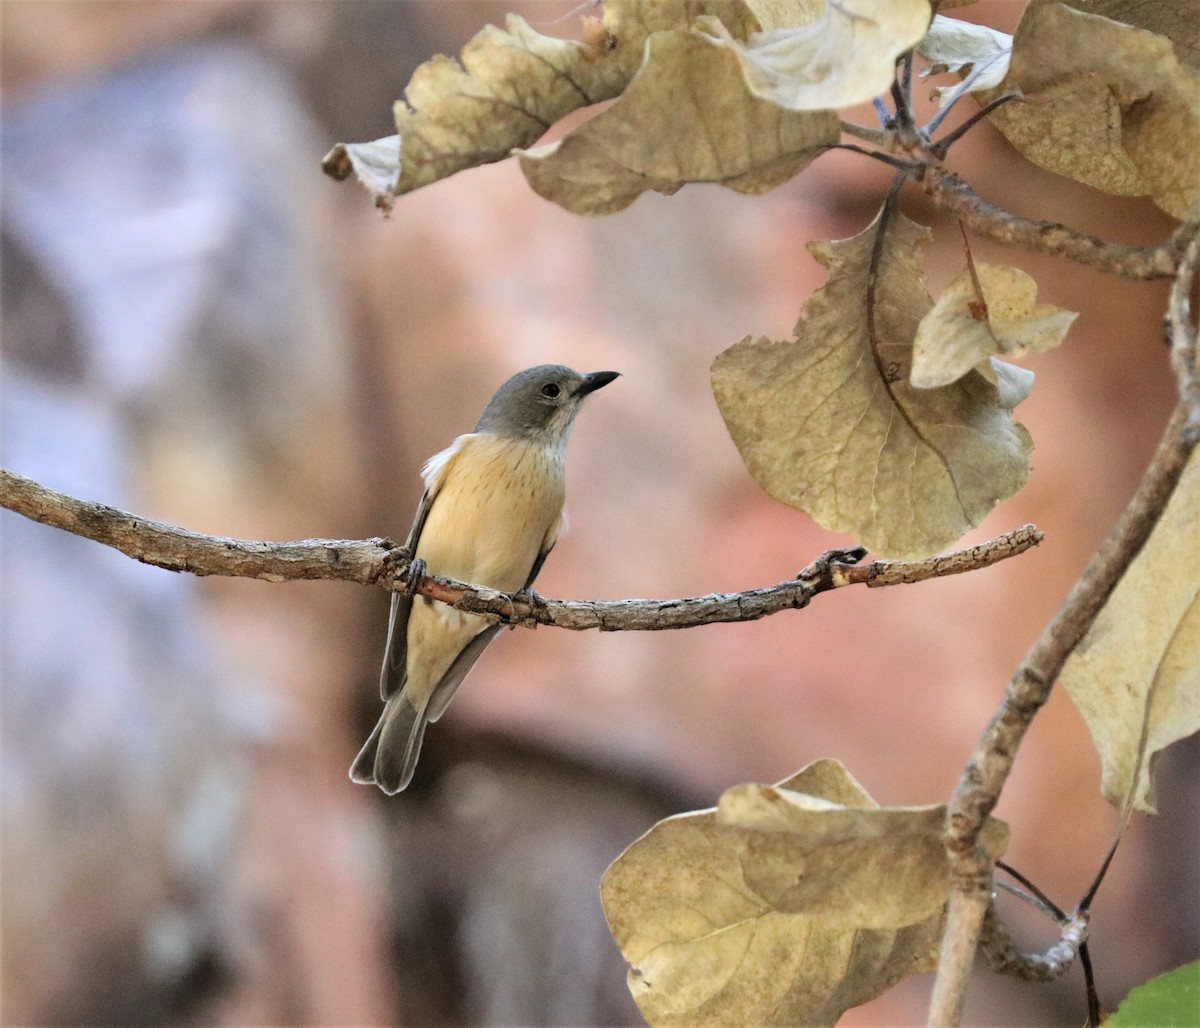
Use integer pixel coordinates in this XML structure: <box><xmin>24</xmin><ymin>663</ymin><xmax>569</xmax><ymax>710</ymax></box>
<box><xmin>349</xmin><ymin>691</ymin><xmax>428</xmax><ymax>795</ymax></box>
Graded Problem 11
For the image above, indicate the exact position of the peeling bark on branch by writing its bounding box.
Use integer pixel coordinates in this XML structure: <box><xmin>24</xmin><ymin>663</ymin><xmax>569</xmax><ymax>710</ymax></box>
<box><xmin>0</xmin><ymin>467</ymin><xmax>397</xmax><ymax>584</ymax></box>
<box><xmin>920</xmin><ymin>165</ymin><xmax>1185</xmax><ymax>280</ymax></box>
<box><xmin>0</xmin><ymin>467</ymin><xmax>1041</xmax><ymax>632</ymax></box>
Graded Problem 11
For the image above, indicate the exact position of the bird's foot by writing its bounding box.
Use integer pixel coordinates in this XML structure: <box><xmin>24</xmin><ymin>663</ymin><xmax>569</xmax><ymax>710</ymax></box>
<box><xmin>405</xmin><ymin>557</ymin><xmax>427</xmax><ymax>598</ymax></box>
<box><xmin>508</xmin><ymin>586</ymin><xmax>541</xmax><ymax>628</ymax></box>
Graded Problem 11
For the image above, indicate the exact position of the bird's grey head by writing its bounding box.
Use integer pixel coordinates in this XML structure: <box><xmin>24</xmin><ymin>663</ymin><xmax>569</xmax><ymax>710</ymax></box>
<box><xmin>475</xmin><ymin>364</ymin><xmax>619</xmax><ymax>443</ymax></box>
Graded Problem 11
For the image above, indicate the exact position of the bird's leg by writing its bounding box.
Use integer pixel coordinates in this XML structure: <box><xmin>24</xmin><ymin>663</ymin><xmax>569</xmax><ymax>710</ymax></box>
<box><xmin>404</xmin><ymin>557</ymin><xmax>427</xmax><ymax>598</ymax></box>
<box><xmin>508</xmin><ymin>585</ymin><xmax>541</xmax><ymax>628</ymax></box>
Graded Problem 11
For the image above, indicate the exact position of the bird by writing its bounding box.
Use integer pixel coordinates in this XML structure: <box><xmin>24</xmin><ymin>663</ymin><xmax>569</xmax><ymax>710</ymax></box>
<box><xmin>351</xmin><ymin>364</ymin><xmax>619</xmax><ymax>794</ymax></box>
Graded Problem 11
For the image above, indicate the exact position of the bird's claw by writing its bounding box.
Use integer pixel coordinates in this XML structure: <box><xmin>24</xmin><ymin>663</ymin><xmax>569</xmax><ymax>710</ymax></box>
<box><xmin>507</xmin><ymin>586</ymin><xmax>541</xmax><ymax>628</ymax></box>
<box><xmin>405</xmin><ymin>557</ymin><xmax>427</xmax><ymax>598</ymax></box>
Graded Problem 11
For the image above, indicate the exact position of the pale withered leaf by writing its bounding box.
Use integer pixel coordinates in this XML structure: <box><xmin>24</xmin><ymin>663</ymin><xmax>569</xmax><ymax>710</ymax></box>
<box><xmin>600</xmin><ymin>760</ymin><xmax>968</xmax><ymax>1026</ymax></box>
<box><xmin>517</xmin><ymin>29</ymin><xmax>839</xmax><ymax>216</ymax></box>
<box><xmin>912</xmin><ymin>263</ymin><xmax>1076</xmax><ymax>389</ymax></box>
<box><xmin>985</xmin><ymin>1</ymin><xmax>1200</xmax><ymax>218</ymax></box>
<box><xmin>1055</xmin><ymin>0</ymin><xmax>1199</xmax><ymax>69</ymax></box>
<box><xmin>917</xmin><ymin>15</ymin><xmax>1013</xmax><ymax>107</ymax></box>
<box><xmin>699</xmin><ymin>0</ymin><xmax>932</xmax><ymax>111</ymax></box>
<box><xmin>741</xmin><ymin>0</ymin><xmax>825</xmax><ymax>33</ymax></box>
<box><xmin>321</xmin><ymin>135</ymin><xmax>402</xmax><ymax>207</ymax></box>
<box><xmin>1059</xmin><ymin>451</ymin><xmax>1200</xmax><ymax>815</ymax></box>
<box><xmin>323</xmin><ymin>0</ymin><xmax>766</xmax><ymax>208</ymax></box>
<box><xmin>717</xmin><ymin>779</ymin><xmax>1010</xmax><ymax>929</ymax></box>
<box><xmin>710</xmin><ymin>208</ymin><xmax>1034</xmax><ymax>559</ymax></box>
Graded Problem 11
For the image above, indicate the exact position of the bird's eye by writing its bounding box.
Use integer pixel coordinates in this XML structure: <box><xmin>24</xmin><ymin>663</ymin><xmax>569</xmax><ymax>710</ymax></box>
<box><xmin>541</xmin><ymin>383</ymin><xmax>561</xmax><ymax>398</ymax></box>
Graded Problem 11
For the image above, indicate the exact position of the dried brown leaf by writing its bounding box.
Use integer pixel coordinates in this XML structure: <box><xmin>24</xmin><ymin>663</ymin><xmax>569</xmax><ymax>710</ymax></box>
<box><xmin>700</xmin><ymin>0</ymin><xmax>933</xmax><ymax>111</ymax></box>
<box><xmin>1060</xmin><ymin>451</ymin><xmax>1200</xmax><ymax>814</ymax></box>
<box><xmin>323</xmin><ymin>0</ymin><xmax>767</xmax><ymax>207</ymax></box>
<box><xmin>742</xmin><ymin>0</ymin><xmax>825</xmax><ymax>33</ymax></box>
<box><xmin>517</xmin><ymin>29</ymin><xmax>839</xmax><ymax>215</ymax></box>
<box><xmin>711</xmin><ymin>207</ymin><xmax>1034</xmax><ymax>559</ymax></box>
<box><xmin>718</xmin><ymin>782</ymin><xmax>1010</xmax><ymax>928</ymax></box>
<box><xmin>986</xmin><ymin>1</ymin><xmax>1200</xmax><ymax>218</ymax></box>
<box><xmin>601</xmin><ymin>759</ymin><xmax>1005</xmax><ymax>1026</ymax></box>
<box><xmin>1056</xmin><ymin>0</ymin><xmax>1200</xmax><ymax>69</ymax></box>
<box><xmin>912</xmin><ymin>263</ymin><xmax>1076</xmax><ymax>388</ymax></box>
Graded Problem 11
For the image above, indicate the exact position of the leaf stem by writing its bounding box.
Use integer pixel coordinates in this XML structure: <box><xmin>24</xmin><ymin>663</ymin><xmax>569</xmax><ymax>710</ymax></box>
<box><xmin>929</xmin><ymin>91</ymin><xmax>1021</xmax><ymax>158</ymax></box>
<box><xmin>996</xmin><ymin>861</ymin><xmax>1066</xmax><ymax>922</ymax></box>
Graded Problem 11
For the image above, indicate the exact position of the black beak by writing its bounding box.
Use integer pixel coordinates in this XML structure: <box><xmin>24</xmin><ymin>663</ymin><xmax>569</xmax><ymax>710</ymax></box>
<box><xmin>575</xmin><ymin>370</ymin><xmax>620</xmax><ymax>397</ymax></box>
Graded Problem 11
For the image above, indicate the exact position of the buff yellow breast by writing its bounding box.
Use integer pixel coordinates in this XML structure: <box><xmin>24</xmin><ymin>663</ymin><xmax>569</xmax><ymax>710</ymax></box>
<box><xmin>404</xmin><ymin>433</ymin><xmax>566</xmax><ymax>710</ymax></box>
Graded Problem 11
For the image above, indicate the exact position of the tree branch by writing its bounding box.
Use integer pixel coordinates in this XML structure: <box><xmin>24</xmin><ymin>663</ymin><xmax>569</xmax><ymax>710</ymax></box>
<box><xmin>918</xmin><ymin>165</ymin><xmax>1186</xmax><ymax>280</ymax></box>
<box><xmin>979</xmin><ymin>903</ymin><xmax>1088</xmax><ymax>984</ymax></box>
<box><xmin>0</xmin><ymin>467</ymin><xmax>1041</xmax><ymax>631</ymax></box>
<box><xmin>1168</xmin><ymin>227</ymin><xmax>1200</xmax><ymax>425</ymax></box>
<box><xmin>0</xmin><ymin>467</ymin><xmax>397</xmax><ymax>584</ymax></box>
<box><xmin>928</xmin><ymin>220</ymin><xmax>1200</xmax><ymax>1027</ymax></box>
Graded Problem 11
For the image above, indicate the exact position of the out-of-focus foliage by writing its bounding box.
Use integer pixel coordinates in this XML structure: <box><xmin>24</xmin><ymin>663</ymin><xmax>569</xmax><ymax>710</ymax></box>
<box><xmin>1108</xmin><ymin>960</ymin><xmax>1200</xmax><ymax>1027</ymax></box>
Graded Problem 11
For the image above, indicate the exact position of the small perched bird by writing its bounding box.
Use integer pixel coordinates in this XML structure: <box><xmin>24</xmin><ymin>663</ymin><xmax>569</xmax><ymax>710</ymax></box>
<box><xmin>351</xmin><ymin>364</ymin><xmax>619</xmax><ymax>794</ymax></box>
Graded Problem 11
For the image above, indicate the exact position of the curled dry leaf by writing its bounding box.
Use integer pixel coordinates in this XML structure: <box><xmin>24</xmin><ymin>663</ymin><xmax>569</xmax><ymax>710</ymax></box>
<box><xmin>700</xmin><ymin>0</ymin><xmax>933</xmax><ymax>111</ymax></box>
<box><xmin>911</xmin><ymin>263</ymin><xmax>1076</xmax><ymax>389</ymax></box>
<box><xmin>984</xmin><ymin>1</ymin><xmax>1200</xmax><ymax>218</ymax></box>
<box><xmin>321</xmin><ymin>0</ymin><xmax>798</xmax><ymax>209</ymax></box>
<box><xmin>711</xmin><ymin>206</ymin><xmax>1034</xmax><ymax>559</ymax></box>
<box><xmin>600</xmin><ymin>759</ymin><xmax>1008</xmax><ymax>1026</ymax></box>
<box><xmin>917</xmin><ymin>14</ymin><xmax>1013</xmax><ymax>107</ymax></box>
<box><xmin>517</xmin><ymin>29</ymin><xmax>839</xmax><ymax>216</ymax></box>
<box><xmin>1059</xmin><ymin>451</ymin><xmax>1200</xmax><ymax>815</ymax></box>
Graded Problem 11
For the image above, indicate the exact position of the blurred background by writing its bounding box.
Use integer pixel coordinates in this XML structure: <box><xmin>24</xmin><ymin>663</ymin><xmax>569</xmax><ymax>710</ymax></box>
<box><xmin>1</xmin><ymin>1</ymin><xmax>1196</xmax><ymax>1025</ymax></box>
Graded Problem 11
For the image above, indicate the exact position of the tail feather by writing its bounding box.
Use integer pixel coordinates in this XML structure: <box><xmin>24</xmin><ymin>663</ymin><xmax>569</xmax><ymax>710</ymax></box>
<box><xmin>349</xmin><ymin>715</ymin><xmax>383</xmax><ymax>785</ymax></box>
<box><xmin>349</xmin><ymin>691</ymin><xmax>428</xmax><ymax>795</ymax></box>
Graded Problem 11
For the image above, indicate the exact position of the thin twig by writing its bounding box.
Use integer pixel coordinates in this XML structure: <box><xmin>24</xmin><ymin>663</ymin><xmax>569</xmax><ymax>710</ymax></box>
<box><xmin>1079</xmin><ymin>832</ymin><xmax>1123</xmax><ymax>914</ymax></box>
<box><xmin>839</xmin><ymin>120</ymin><xmax>899</xmax><ymax>149</ymax></box>
<box><xmin>979</xmin><ymin>903</ymin><xmax>1088</xmax><ymax>984</ymax></box>
<box><xmin>994</xmin><ymin>880</ymin><xmax>1062</xmax><ymax>924</ymax></box>
<box><xmin>1167</xmin><ymin>227</ymin><xmax>1200</xmax><ymax>423</ymax></box>
<box><xmin>982</xmin><ymin>867</ymin><xmax>1099</xmax><ymax>1020</ymax></box>
<box><xmin>1080</xmin><ymin>941</ymin><xmax>1101</xmax><ymax>1027</ymax></box>
<box><xmin>929</xmin><ymin>91</ymin><xmax>1021</xmax><ymax>158</ymax></box>
<box><xmin>997</xmin><ymin>861</ymin><xmax>1066</xmax><ymax>921</ymax></box>
<box><xmin>900</xmin><ymin>50</ymin><xmax>915</xmax><ymax>122</ymax></box>
<box><xmin>0</xmin><ymin>467</ymin><xmax>1042</xmax><ymax>633</ymax></box>
<box><xmin>919</xmin><ymin>166</ymin><xmax>1185</xmax><ymax>280</ymax></box>
<box><xmin>832</xmin><ymin>143</ymin><xmax>917</xmax><ymax>172</ymax></box>
<box><xmin>956</xmin><ymin>219</ymin><xmax>993</xmax><ymax>328</ymax></box>
<box><xmin>928</xmin><ymin>221</ymin><xmax>1200</xmax><ymax>1026</ymax></box>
